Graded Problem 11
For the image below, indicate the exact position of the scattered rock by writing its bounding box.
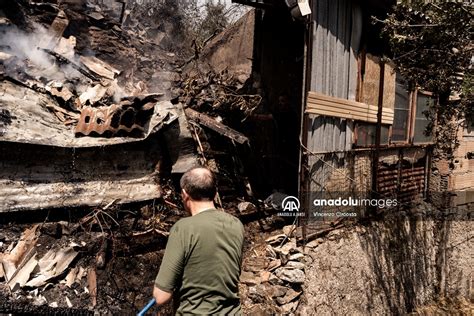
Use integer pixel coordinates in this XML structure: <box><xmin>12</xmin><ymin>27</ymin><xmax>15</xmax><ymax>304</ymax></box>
<box><xmin>244</xmin><ymin>257</ymin><xmax>267</xmax><ymax>273</ymax></box>
<box><xmin>87</xmin><ymin>12</ymin><xmax>105</xmax><ymax>21</ymax></box>
<box><xmin>65</xmin><ymin>296</ymin><xmax>73</xmax><ymax>308</ymax></box>
<box><xmin>246</xmin><ymin>304</ymin><xmax>269</xmax><ymax>316</ymax></box>
<box><xmin>248</xmin><ymin>284</ymin><xmax>267</xmax><ymax>303</ymax></box>
<box><xmin>286</xmin><ymin>261</ymin><xmax>305</xmax><ymax>270</ymax></box>
<box><xmin>240</xmin><ymin>271</ymin><xmax>260</xmax><ymax>285</ymax></box>
<box><xmin>305</xmin><ymin>238</ymin><xmax>324</xmax><ymax>248</ymax></box>
<box><xmin>268</xmin><ymin>273</ymin><xmax>284</xmax><ymax>285</ymax></box>
<box><xmin>268</xmin><ymin>285</ymin><xmax>288</xmax><ymax>298</ymax></box>
<box><xmin>276</xmin><ymin>288</ymin><xmax>302</xmax><ymax>305</ymax></box>
<box><xmin>288</xmin><ymin>253</ymin><xmax>305</xmax><ymax>261</ymax></box>
<box><xmin>266</xmin><ymin>245</ymin><xmax>277</xmax><ymax>258</ymax></box>
<box><xmin>273</xmin><ymin>240</ymin><xmax>297</xmax><ymax>256</ymax></box>
<box><xmin>304</xmin><ymin>255</ymin><xmax>314</xmax><ymax>265</ymax></box>
<box><xmin>267</xmin><ymin>259</ymin><xmax>281</xmax><ymax>271</ymax></box>
<box><xmin>265</xmin><ymin>234</ymin><xmax>287</xmax><ymax>245</ymax></box>
<box><xmin>264</xmin><ymin>192</ymin><xmax>288</xmax><ymax>210</ymax></box>
<box><xmin>281</xmin><ymin>301</ymin><xmax>298</xmax><ymax>313</ymax></box>
<box><xmin>259</xmin><ymin>271</ymin><xmax>272</xmax><ymax>283</ymax></box>
<box><xmin>275</xmin><ymin>268</ymin><xmax>305</xmax><ymax>284</ymax></box>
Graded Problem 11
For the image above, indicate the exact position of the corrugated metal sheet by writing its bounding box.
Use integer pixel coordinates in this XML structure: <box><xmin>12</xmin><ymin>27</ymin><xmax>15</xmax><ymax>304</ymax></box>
<box><xmin>311</xmin><ymin>0</ymin><xmax>361</xmax><ymax>99</ymax></box>
<box><xmin>307</xmin><ymin>116</ymin><xmax>352</xmax><ymax>153</ymax></box>
<box><xmin>377</xmin><ymin>163</ymin><xmax>426</xmax><ymax>202</ymax></box>
<box><xmin>305</xmin><ymin>0</ymin><xmax>363</xmax><ymax>221</ymax></box>
<box><xmin>307</xmin><ymin>0</ymin><xmax>362</xmax><ymax>153</ymax></box>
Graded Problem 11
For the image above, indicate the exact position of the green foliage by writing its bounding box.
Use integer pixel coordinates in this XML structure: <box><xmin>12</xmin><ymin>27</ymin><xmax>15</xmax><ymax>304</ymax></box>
<box><xmin>380</xmin><ymin>2</ymin><xmax>472</xmax><ymax>95</ymax></box>
<box><xmin>201</xmin><ymin>1</ymin><xmax>229</xmax><ymax>40</ymax></box>
<box><xmin>378</xmin><ymin>2</ymin><xmax>473</xmax><ymax>158</ymax></box>
<box><xmin>125</xmin><ymin>1</ymin><xmax>231</xmax><ymax>55</ymax></box>
<box><xmin>186</xmin><ymin>1</ymin><xmax>230</xmax><ymax>51</ymax></box>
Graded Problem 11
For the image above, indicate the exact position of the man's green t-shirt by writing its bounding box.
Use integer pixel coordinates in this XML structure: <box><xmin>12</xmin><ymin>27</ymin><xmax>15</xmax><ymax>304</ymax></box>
<box><xmin>155</xmin><ymin>209</ymin><xmax>244</xmax><ymax>315</ymax></box>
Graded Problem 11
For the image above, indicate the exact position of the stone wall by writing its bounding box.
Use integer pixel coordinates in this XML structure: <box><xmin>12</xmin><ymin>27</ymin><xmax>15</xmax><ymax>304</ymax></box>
<box><xmin>300</xmin><ymin>207</ymin><xmax>473</xmax><ymax>315</ymax></box>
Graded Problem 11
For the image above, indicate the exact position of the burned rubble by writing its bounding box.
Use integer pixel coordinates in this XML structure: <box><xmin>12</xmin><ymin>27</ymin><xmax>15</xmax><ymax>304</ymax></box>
<box><xmin>0</xmin><ymin>1</ymin><xmax>275</xmax><ymax>314</ymax></box>
<box><xmin>0</xmin><ymin>0</ymin><xmax>262</xmax><ymax>212</ymax></box>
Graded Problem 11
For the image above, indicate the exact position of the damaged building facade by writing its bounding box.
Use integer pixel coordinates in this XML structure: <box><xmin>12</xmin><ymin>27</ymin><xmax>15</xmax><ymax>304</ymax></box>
<box><xmin>233</xmin><ymin>1</ymin><xmax>473</xmax><ymax>314</ymax></box>
<box><xmin>235</xmin><ymin>0</ymin><xmax>474</xmax><ymax>216</ymax></box>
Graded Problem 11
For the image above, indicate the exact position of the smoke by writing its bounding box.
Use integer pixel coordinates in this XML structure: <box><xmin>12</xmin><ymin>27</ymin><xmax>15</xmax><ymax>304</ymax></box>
<box><xmin>0</xmin><ymin>22</ymin><xmax>86</xmax><ymax>83</ymax></box>
<box><xmin>1</xmin><ymin>22</ymin><xmax>128</xmax><ymax>104</ymax></box>
<box><xmin>1</xmin><ymin>23</ymin><xmax>56</xmax><ymax>70</ymax></box>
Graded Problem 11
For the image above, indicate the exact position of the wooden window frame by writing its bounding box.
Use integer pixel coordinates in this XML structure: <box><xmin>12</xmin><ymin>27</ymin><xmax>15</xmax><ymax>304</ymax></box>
<box><xmin>353</xmin><ymin>88</ymin><xmax>434</xmax><ymax>148</ymax></box>
<box><xmin>411</xmin><ymin>90</ymin><xmax>435</xmax><ymax>145</ymax></box>
<box><xmin>390</xmin><ymin>84</ymin><xmax>413</xmax><ymax>145</ymax></box>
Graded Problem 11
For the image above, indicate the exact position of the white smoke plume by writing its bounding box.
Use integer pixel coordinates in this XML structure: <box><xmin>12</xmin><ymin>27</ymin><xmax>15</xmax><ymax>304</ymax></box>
<box><xmin>0</xmin><ymin>22</ymin><xmax>86</xmax><ymax>83</ymax></box>
<box><xmin>1</xmin><ymin>20</ymin><xmax>128</xmax><ymax>103</ymax></box>
<box><xmin>1</xmin><ymin>23</ymin><xmax>56</xmax><ymax>70</ymax></box>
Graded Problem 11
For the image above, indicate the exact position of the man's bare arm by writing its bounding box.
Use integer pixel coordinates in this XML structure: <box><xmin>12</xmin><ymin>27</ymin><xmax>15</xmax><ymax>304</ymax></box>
<box><xmin>153</xmin><ymin>286</ymin><xmax>173</xmax><ymax>305</ymax></box>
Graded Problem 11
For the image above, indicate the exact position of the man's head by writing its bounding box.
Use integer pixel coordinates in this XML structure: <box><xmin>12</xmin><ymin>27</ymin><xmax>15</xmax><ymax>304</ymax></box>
<box><xmin>180</xmin><ymin>167</ymin><xmax>216</xmax><ymax>213</ymax></box>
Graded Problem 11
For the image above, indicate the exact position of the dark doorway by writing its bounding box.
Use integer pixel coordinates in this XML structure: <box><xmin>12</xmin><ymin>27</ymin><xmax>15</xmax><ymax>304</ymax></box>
<box><xmin>244</xmin><ymin>9</ymin><xmax>305</xmax><ymax>197</ymax></box>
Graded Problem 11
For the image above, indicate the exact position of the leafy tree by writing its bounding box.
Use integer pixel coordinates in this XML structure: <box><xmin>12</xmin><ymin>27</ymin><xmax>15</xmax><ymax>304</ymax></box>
<box><xmin>378</xmin><ymin>2</ymin><xmax>473</xmax><ymax>157</ymax></box>
<box><xmin>186</xmin><ymin>1</ymin><xmax>230</xmax><ymax>56</ymax></box>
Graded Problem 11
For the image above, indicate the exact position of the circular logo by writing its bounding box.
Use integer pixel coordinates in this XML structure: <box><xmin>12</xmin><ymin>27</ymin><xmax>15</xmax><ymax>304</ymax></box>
<box><xmin>281</xmin><ymin>196</ymin><xmax>300</xmax><ymax>212</ymax></box>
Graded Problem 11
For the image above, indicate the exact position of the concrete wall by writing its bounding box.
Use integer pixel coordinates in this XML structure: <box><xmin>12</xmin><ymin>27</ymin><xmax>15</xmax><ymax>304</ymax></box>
<box><xmin>451</xmin><ymin>127</ymin><xmax>474</xmax><ymax>204</ymax></box>
<box><xmin>431</xmin><ymin>128</ymin><xmax>474</xmax><ymax>206</ymax></box>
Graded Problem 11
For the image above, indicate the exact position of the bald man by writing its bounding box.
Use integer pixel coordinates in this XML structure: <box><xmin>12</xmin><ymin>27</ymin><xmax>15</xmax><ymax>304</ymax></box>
<box><xmin>153</xmin><ymin>167</ymin><xmax>244</xmax><ymax>315</ymax></box>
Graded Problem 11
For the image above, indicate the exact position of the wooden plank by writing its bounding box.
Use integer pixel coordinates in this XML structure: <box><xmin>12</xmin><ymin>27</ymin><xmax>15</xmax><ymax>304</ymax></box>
<box><xmin>184</xmin><ymin>108</ymin><xmax>249</xmax><ymax>144</ymax></box>
<box><xmin>306</xmin><ymin>104</ymin><xmax>379</xmax><ymax>121</ymax></box>
<box><xmin>309</xmin><ymin>91</ymin><xmax>366</xmax><ymax>108</ymax></box>
<box><xmin>38</xmin><ymin>10</ymin><xmax>69</xmax><ymax>49</ymax></box>
<box><xmin>169</xmin><ymin>104</ymin><xmax>200</xmax><ymax>173</ymax></box>
<box><xmin>79</xmin><ymin>56</ymin><xmax>120</xmax><ymax>80</ymax></box>
<box><xmin>307</xmin><ymin>106</ymin><xmax>372</xmax><ymax>119</ymax></box>
<box><xmin>307</xmin><ymin>100</ymin><xmax>394</xmax><ymax>119</ymax></box>
<box><xmin>306</xmin><ymin>91</ymin><xmax>394</xmax><ymax>124</ymax></box>
<box><xmin>307</xmin><ymin>96</ymin><xmax>394</xmax><ymax>119</ymax></box>
<box><xmin>308</xmin><ymin>97</ymin><xmax>380</xmax><ymax>115</ymax></box>
<box><xmin>306</xmin><ymin>108</ymin><xmax>393</xmax><ymax>125</ymax></box>
<box><xmin>308</xmin><ymin>92</ymin><xmax>394</xmax><ymax>116</ymax></box>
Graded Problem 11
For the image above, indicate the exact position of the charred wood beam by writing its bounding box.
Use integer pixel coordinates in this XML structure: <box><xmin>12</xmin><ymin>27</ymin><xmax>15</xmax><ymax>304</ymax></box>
<box><xmin>112</xmin><ymin>229</ymin><xmax>168</xmax><ymax>257</ymax></box>
<box><xmin>184</xmin><ymin>108</ymin><xmax>249</xmax><ymax>145</ymax></box>
<box><xmin>41</xmin><ymin>48</ymin><xmax>100</xmax><ymax>81</ymax></box>
<box><xmin>119</xmin><ymin>1</ymin><xmax>126</xmax><ymax>25</ymax></box>
<box><xmin>1</xmin><ymin>74</ymin><xmax>48</xmax><ymax>94</ymax></box>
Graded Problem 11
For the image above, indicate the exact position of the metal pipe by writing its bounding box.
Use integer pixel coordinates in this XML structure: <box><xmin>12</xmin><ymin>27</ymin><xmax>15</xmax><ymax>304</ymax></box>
<box><xmin>137</xmin><ymin>299</ymin><xmax>156</xmax><ymax>316</ymax></box>
<box><xmin>300</xmin><ymin>0</ymin><xmax>315</xmax><ymax>245</ymax></box>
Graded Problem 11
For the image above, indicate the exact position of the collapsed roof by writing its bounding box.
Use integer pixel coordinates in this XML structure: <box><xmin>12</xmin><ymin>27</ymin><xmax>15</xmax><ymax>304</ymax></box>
<box><xmin>0</xmin><ymin>1</ymin><xmax>198</xmax><ymax>212</ymax></box>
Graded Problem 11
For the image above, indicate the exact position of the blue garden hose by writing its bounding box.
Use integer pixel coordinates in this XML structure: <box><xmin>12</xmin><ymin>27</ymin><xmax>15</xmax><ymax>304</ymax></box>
<box><xmin>137</xmin><ymin>298</ymin><xmax>156</xmax><ymax>316</ymax></box>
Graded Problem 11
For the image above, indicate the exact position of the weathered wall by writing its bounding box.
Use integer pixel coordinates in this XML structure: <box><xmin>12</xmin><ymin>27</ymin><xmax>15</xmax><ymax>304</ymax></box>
<box><xmin>300</xmin><ymin>209</ymin><xmax>473</xmax><ymax>315</ymax></box>
<box><xmin>194</xmin><ymin>10</ymin><xmax>254</xmax><ymax>82</ymax></box>
<box><xmin>451</xmin><ymin>128</ymin><xmax>474</xmax><ymax>204</ymax></box>
<box><xmin>360</xmin><ymin>54</ymin><xmax>396</xmax><ymax>110</ymax></box>
<box><xmin>431</xmin><ymin>128</ymin><xmax>474</xmax><ymax>206</ymax></box>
